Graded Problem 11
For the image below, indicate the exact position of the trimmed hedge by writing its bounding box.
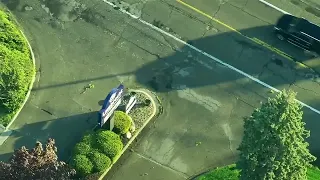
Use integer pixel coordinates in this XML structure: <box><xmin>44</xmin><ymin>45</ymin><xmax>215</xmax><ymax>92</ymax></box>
<box><xmin>96</xmin><ymin>129</ymin><xmax>121</xmax><ymax>142</ymax></box>
<box><xmin>96</xmin><ymin>130</ymin><xmax>123</xmax><ymax>160</ymax></box>
<box><xmin>113</xmin><ymin>110</ymin><xmax>131</xmax><ymax>134</ymax></box>
<box><xmin>0</xmin><ymin>9</ymin><xmax>35</xmax><ymax>126</ymax></box>
<box><xmin>88</xmin><ymin>151</ymin><xmax>112</xmax><ymax>173</ymax></box>
<box><xmin>70</xmin><ymin>130</ymin><xmax>123</xmax><ymax>177</ymax></box>
<box><xmin>98</xmin><ymin>140</ymin><xmax>123</xmax><ymax>160</ymax></box>
<box><xmin>81</xmin><ymin>131</ymin><xmax>96</xmax><ymax>147</ymax></box>
<box><xmin>73</xmin><ymin>142</ymin><xmax>91</xmax><ymax>155</ymax></box>
<box><xmin>70</xmin><ymin>155</ymin><xmax>93</xmax><ymax>177</ymax></box>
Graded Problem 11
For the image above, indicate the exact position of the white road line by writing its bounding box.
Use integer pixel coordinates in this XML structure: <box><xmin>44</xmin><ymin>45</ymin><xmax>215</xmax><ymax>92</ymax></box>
<box><xmin>102</xmin><ymin>0</ymin><xmax>320</xmax><ymax>115</ymax></box>
<box><xmin>258</xmin><ymin>0</ymin><xmax>291</xmax><ymax>15</ymax></box>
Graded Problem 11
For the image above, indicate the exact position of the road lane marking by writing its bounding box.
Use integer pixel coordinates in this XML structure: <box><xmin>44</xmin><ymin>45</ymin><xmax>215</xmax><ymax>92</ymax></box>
<box><xmin>102</xmin><ymin>0</ymin><xmax>320</xmax><ymax>115</ymax></box>
<box><xmin>176</xmin><ymin>0</ymin><xmax>313</xmax><ymax>70</ymax></box>
<box><xmin>176</xmin><ymin>0</ymin><xmax>239</xmax><ymax>33</ymax></box>
<box><xmin>258</xmin><ymin>0</ymin><xmax>291</xmax><ymax>15</ymax></box>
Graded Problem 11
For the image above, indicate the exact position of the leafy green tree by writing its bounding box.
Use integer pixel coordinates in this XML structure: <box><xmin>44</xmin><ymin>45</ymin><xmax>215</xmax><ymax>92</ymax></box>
<box><xmin>236</xmin><ymin>90</ymin><xmax>316</xmax><ymax>180</ymax></box>
<box><xmin>0</xmin><ymin>138</ymin><xmax>76</xmax><ymax>180</ymax></box>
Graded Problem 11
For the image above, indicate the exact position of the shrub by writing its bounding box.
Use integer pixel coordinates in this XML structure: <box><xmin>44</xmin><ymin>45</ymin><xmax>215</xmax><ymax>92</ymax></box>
<box><xmin>98</xmin><ymin>140</ymin><xmax>123</xmax><ymax>160</ymax></box>
<box><xmin>95</xmin><ymin>130</ymin><xmax>123</xmax><ymax>159</ymax></box>
<box><xmin>88</xmin><ymin>151</ymin><xmax>112</xmax><ymax>172</ymax></box>
<box><xmin>0</xmin><ymin>44</ymin><xmax>32</xmax><ymax>111</ymax></box>
<box><xmin>96</xmin><ymin>129</ymin><xmax>121</xmax><ymax>142</ymax></box>
<box><xmin>70</xmin><ymin>155</ymin><xmax>93</xmax><ymax>177</ymax></box>
<box><xmin>0</xmin><ymin>10</ymin><xmax>28</xmax><ymax>53</ymax></box>
<box><xmin>81</xmin><ymin>131</ymin><xmax>96</xmax><ymax>147</ymax></box>
<box><xmin>73</xmin><ymin>142</ymin><xmax>92</xmax><ymax>156</ymax></box>
<box><xmin>0</xmin><ymin>9</ymin><xmax>34</xmax><ymax>126</ymax></box>
<box><xmin>113</xmin><ymin>111</ymin><xmax>131</xmax><ymax>134</ymax></box>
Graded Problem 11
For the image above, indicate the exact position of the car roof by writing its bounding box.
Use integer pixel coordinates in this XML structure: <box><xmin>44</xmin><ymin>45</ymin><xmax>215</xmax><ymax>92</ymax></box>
<box><xmin>298</xmin><ymin>19</ymin><xmax>320</xmax><ymax>40</ymax></box>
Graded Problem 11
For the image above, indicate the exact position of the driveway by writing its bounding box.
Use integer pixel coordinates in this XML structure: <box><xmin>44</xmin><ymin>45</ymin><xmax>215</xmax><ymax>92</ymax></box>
<box><xmin>0</xmin><ymin>0</ymin><xmax>319</xmax><ymax>180</ymax></box>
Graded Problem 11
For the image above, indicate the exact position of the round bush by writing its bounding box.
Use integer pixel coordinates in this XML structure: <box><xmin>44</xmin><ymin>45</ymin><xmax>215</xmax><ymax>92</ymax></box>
<box><xmin>96</xmin><ymin>130</ymin><xmax>121</xmax><ymax>142</ymax></box>
<box><xmin>70</xmin><ymin>155</ymin><xmax>93</xmax><ymax>177</ymax></box>
<box><xmin>73</xmin><ymin>142</ymin><xmax>91</xmax><ymax>156</ymax></box>
<box><xmin>113</xmin><ymin>111</ymin><xmax>131</xmax><ymax>134</ymax></box>
<box><xmin>96</xmin><ymin>130</ymin><xmax>123</xmax><ymax>159</ymax></box>
<box><xmin>98</xmin><ymin>140</ymin><xmax>123</xmax><ymax>160</ymax></box>
<box><xmin>88</xmin><ymin>151</ymin><xmax>112</xmax><ymax>172</ymax></box>
<box><xmin>82</xmin><ymin>131</ymin><xmax>96</xmax><ymax>147</ymax></box>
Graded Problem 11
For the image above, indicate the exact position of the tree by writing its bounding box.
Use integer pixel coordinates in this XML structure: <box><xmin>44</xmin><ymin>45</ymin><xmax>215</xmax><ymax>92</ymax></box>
<box><xmin>236</xmin><ymin>90</ymin><xmax>316</xmax><ymax>180</ymax></box>
<box><xmin>0</xmin><ymin>138</ymin><xmax>76</xmax><ymax>180</ymax></box>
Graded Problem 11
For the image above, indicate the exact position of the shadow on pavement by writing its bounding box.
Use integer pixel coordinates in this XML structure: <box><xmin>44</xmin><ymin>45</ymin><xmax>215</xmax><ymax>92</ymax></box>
<box><xmin>133</xmin><ymin>25</ymin><xmax>320</xmax><ymax>165</ymax></box>
<box><xmin>0</xmin><ymin>111</ymin><xmax>98</xmax><ymax>162</ymax></box>
<box><xmin>28</xmin><ymin>24</ymin><xmax>320</xmax><ymax>92</ymax></box>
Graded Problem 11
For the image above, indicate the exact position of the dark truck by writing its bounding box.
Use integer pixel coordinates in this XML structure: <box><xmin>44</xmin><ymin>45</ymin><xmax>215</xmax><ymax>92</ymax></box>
<box><xmin>274</xmin><ymin>14</ymin><xmax>320</xmax><ymax>54</ymax></box>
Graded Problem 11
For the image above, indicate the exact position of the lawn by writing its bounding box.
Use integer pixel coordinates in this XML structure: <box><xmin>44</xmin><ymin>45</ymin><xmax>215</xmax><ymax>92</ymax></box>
<box><xmin>0</xmin><ymin>7</ymin><xmax>35</xmax><ymax>127</ymax></box>
<box><xmin>197</xmin><ymin>164</ymin><xmax>320</xmax><ymax>180</ymax></box>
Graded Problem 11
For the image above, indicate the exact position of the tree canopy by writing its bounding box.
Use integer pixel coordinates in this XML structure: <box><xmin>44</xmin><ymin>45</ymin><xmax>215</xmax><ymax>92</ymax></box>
<box><xmin>0</xmin><ymin>138</ymin><xmax>76</xmax><ymax>180</ymax></box>
<box><xmin>236</xmin><ymin>90</ymin><xmax>316</xmax><ymax>180</ymax></box>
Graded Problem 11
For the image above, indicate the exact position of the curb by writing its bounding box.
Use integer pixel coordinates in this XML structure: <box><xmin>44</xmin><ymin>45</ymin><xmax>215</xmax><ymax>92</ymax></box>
<box><xmin>98</xmin><ymin>89</ymin><xmax>158</xmax><ymax>180</ymax></box>
<box><xmin>0</xmin><ymin>9</ymin><xmax>37</xmax><ymax>144</ymax></box>
<box><xmin>4</xmin><ymin>30</ymin><xmax>36</xmax><ymax>131</ymax></box>
<box><xmin>187</xmin><ymin>164</ymin><xmax>237</xmax><ymax>180</ymax></box>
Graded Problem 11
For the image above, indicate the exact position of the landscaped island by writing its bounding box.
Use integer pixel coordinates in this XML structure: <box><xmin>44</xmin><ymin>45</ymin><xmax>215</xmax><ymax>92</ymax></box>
<box><xmin>69</xmin><ymin>90</ymin><xmax>156</xmax><ymax>179</ymax></box>
<box><xmin>0</xmin><ymin>8</ymin><xmax>35</xmax><ymax>127</ymax></box>
<box><xmin>0</xmin><ymin>89</ymin><xmax>157</xmax><ymax>179</ymax></box>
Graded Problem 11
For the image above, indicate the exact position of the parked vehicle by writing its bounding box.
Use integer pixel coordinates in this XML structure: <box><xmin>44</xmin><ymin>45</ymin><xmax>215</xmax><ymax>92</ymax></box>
<box><xmin>274</xmin><ymin>14</ymin><xmax>320</xmax><ymax>54</ymax></box>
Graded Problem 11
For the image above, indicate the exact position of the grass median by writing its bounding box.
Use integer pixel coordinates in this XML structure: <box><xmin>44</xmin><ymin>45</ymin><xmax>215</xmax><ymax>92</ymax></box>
<box><xmin>0</xmin><ymin>8</ymin><xmax>35</xmax><ymax>127</ymax></box>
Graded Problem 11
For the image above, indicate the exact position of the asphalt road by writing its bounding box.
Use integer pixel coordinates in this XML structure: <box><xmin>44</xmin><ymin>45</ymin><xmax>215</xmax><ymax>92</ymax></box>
<box><xmin>0</xmin><ymin>0</ymin><xmax>319</xmax><ymax>180</ymax></box>
<box><xmin>106</xmin><ymin>0</ymin><xmax>320</xmax><ymax>179</ymax></box>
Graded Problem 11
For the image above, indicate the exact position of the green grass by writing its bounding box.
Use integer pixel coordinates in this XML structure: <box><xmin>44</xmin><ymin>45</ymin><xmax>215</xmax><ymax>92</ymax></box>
<box><xmin>307</xmin><ymin>166</ymin><xmax>320</xmax><ymax>180</ymax></box>
<box><xmin>198</xmin><ymin>164</ymin><xmax>239</xmax><ymax>180</ymax></box>
<box><xmin>197</xmin><ymin>164</ymin><xmax>320</xmax><ymax>180</ymax></box>
<box><xmin>0</xmin><ymin>7</ymin><xmax>35</xmax><ymax>127</ymax></box>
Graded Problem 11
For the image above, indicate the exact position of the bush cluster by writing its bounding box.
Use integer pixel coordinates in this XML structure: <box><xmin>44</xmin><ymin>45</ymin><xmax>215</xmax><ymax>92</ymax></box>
<box><xmin>70</xmin><ymin>130</ymin><xmax>123</xmax><ymax>177</ymax></box>
<box><xmin>0</xmin><ymin>9</ymin><xmax>35</xmax><ymax>126</ymax></box>
<box><xmin>112</xmin><ymin>110</ymin><xmax>131</xmax><ymax>134</ymax></box>
<box><xmin>71</xmin><ymin>111</ymin><xmax>134</xmax><ymax>177</ymax></box>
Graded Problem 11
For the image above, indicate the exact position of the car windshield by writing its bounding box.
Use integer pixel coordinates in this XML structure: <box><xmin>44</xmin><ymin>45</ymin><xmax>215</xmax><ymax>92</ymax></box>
<box><xmin>287</xmin><ymin>17</ymin><xmax>307</xmax><ymax>33</ymax></box>
<box><xmin>287</xmin><ymin>18</ymin><xmax>300</xmax><ymax>32</ymax></box>
<box><xmin>290</xmin><ymin>17</ymin><xmax>301</xmax><ymax>26</ymax></box>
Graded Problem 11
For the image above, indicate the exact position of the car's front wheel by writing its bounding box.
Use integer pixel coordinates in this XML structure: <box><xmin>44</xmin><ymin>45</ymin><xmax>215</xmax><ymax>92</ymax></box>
<box><xmin>276</xmin><ymin>34</ymin><xmax>285</xmax><ymax>41</ymax></box>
